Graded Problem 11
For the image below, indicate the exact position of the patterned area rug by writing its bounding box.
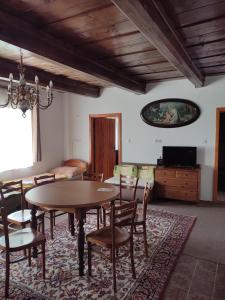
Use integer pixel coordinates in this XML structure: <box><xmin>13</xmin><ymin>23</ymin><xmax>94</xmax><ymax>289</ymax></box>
<box><xmin>0</xmin><ymin>209</ymin><xmax>196</xmax><ymax>299</ymax></box>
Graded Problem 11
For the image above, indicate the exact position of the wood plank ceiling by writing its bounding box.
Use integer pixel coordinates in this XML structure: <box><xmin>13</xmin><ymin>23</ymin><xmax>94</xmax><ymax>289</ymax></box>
<box><xmin>163</xmin><ymin>0</ymin><xmax>225</xmax><ymax>77</ymax></box>
<box><xmin>0</xmin><ymin>0</ymin><xmax>224</xmax><ymax>96</ymax></box>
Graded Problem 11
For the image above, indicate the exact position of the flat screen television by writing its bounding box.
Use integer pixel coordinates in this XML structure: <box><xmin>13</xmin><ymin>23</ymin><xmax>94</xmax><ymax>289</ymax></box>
<box><xmin>162</xmin><ymin>146</ymin><xmax>197</xmax><ymax>167</ymax></box>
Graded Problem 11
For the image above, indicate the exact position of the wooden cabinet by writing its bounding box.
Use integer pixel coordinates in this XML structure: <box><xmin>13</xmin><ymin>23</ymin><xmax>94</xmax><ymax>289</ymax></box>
<box><xmin>155</xmin><ymin>166</ymin><xmax>200</xmax><ymax>202</ymax></box>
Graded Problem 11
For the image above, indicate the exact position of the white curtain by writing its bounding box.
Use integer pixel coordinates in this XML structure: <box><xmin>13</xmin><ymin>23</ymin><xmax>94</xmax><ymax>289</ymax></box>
<box><xmin>32</xmin><ymin>106</ymin><xmax>42</xmax><ymax>162</ymax></box>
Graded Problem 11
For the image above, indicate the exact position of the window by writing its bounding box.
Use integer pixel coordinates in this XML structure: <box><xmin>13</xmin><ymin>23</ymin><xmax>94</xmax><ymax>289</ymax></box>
<box><xmin>0</xmin><ymin>108</ymin><xmax>33</xmax><ymax>172</ymax></box>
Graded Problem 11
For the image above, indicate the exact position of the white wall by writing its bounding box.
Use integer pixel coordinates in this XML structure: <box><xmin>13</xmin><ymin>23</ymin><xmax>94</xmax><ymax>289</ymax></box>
<box><xmin>0</xmin><ymin>89</ymin><xmax>65</xmax><ymax>180</ymax></box>
<box><xmin>64</xmin><ymin>75</ymin><xmax>225</xmax><ymax>201</ymax></box>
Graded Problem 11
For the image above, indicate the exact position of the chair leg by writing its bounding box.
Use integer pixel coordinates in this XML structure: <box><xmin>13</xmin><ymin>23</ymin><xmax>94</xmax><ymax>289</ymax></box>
<box><xmin>22</xmin><ymin>224</ymin><xmax>27</xmax><ymax>257</ymax></box>
<box><xmin>50</xmin><ymin>211</ymin><xmax>54</xmax><ymax>240</ymax></box>
<box><xmin>99</xmin><ymin>208</ymin><xmax>103</xmax><ymax>224</ymax></box>
<box><xmin>116</xmin><ymin>248</ymin><xmax>119</xmax><ymax>257</ymax></box>
<box><xmin>68</xmin><ymin>214</ymin><xmax>71</xmax><ymax>230</ymax></box>
<box><xmin>130</xmin><ymin>237</ymin><xmax>136</xmax><ymax>279</ymax></box>
<box><xmin>37</xmin><ymin>222</ymin><xmax>40</xmax><ymax>232</ymax></box>
<box><xmin>42</xmin><ymin>243</ymin><xmax>46</xmax><ymax>280</ymax></box>
<box><xmin>5</xmin><ymin>252</ymin><xmax>10</xmax><ymax>298</ymax></box>
<box><xmin>143</xmin><ymin>223</ymin><xmax>148</xmax><ymax>257</ymax></box>
<box><xmin>97</xmin><ymin>209</ymin><xmax>100</xmax><ymax>230</ymax></box>
<box><xmin>112</xmin><ymin>246</ymin><xmax>117</xmax><ymax>293</ymax></box>
<box><xmin>103</xmin><ymin>208</ymin><xmax>106</xmax><ymax>227</ymax></box>
<box><xmin>41</xmin><ymin>215</ymin><xmax>45</xmax><ymax>235</ymax></box>
<box><xmin>87</xmin><ymin>242</ymin><xmax>92</xmax><ymax>276</ymax></box>
<box><xmin>53</xmin><ymin>211</ymin><xmax>56</xmax><ymax>226</ymax></box>
<box><xmin>28</xmin><ymin>248</ymin><xmax>31</xmax><ymax>266</ymax></box>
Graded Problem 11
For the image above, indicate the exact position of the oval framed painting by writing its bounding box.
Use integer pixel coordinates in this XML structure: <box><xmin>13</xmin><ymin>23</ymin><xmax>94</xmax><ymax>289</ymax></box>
<box><xmin>140</xmin><ymin>98</ymin><xmax>200</xmax><ymax>128</ymax></box>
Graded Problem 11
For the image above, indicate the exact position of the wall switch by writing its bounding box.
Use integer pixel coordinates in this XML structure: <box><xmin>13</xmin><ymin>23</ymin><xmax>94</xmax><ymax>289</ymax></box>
<box><xmin>155</xmin><ymin>139</ymin><xmax>162</xmax><ymax>143</ymax></box>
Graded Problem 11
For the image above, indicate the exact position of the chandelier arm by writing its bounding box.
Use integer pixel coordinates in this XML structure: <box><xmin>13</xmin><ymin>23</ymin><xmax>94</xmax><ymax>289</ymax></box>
<box><xmin>1</xmin><ymin>50</ymin><xmax>53</xmax><ymax>116</ymax></box>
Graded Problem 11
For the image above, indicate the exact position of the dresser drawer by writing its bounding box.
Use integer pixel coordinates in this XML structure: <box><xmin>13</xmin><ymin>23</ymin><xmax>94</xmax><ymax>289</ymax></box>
<box><xmin>155</xmin><ymin>169</ymin><xmax>176</xmax><ymax>178</ymax></box>
<box><xmin>156</xmin><ymin>178</ymin><xmax>198</xmax><ymax>189</ymax></box>
<box><xmin>157</xmin><ymin>186</ymin><xmax>198</xmax><ymax>202</ymax></box>
<box><xmin>155</xmin><ymin>166</ymin><xmax>200</xmax><ymax>202</ymax></box>
<box><xmin>176</xmin><ymin>170</ymin><xmax>198</xmax><ymax>180</ymax></box>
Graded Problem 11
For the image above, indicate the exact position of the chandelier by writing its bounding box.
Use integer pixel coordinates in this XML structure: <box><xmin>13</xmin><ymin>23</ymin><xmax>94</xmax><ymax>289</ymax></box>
<box><xmin>0</xmin><ymin>50</ymin><xmax>53</xmax><ymax>117</ymax></box>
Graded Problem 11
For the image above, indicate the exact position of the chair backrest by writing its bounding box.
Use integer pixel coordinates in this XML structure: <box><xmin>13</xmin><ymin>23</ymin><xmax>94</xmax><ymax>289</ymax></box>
<box><xmin>110</xmin><ymin>200</ymin><xmax>136</xmax><ymax>248</ymax></box>
<box><xmin>119</xmin><ymin>175</ymin><xmax>138</xmax><ymax>201</ymax></box>
<box><xmin>34</xmin><ymin>174</ymin><xmax>56</xmax><ymax>186</ymax></box>
<box><xmin>142</xmin><ymin>182</ymin><xmax>152</xmax><ymax>222</ymax></box>
<box><xmin>82</xmin><ymin>172</ymin><xmax>103</xmax><ymax>182</ymax></box>
<box><xmin>0</xmin><ymin>206</ymin><xmax>10</xmax><ymax>250</ymax></box>
<box><xmin>113</xmin><ymin>200</ymin><xmax>137</xmax><ymax>227</ymax></box>
<box><xmin>0</xmin><ymin>180</ymin><xmax>25</xmax><ymax>210</ymax></box>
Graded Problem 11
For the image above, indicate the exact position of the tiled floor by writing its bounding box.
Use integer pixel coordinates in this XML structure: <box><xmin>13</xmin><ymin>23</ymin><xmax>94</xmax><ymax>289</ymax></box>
<box><xmin>164</xmin><ymin>254</ymin><xmax>225</xmax><ymax>300</ymax></box>
<box><xmin>152</xmin><ymin>200</ymin><xmax>225</xmax><ymax>300</ymax></box>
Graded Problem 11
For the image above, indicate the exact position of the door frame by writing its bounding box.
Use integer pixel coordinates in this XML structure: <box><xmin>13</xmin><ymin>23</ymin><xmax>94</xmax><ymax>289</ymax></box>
<box><xmin>89</xmin><ymin>113</ymin><xmax>122</xmax><ymax>173</ymax></box>
<box><xmin>213</xmin><ymin>107</ymin><xmax>225</xmax><ymax>201</ymax></box>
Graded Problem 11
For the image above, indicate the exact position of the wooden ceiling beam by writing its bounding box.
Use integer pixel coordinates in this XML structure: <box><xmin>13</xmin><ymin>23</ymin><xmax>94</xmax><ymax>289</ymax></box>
<box><xmin>0</xmin><ymin>10</ymin><xmax>146</xmax><ymax>94</ymax></box>
<box><xmin>0</xmin><ymin>57</ymin><xmax>100</xmax><ymax>97</ymax></box>
<box><xmin>111</xmin><ymin>0</ymin><xmax>205</xmax><ymax>87</ymax></box>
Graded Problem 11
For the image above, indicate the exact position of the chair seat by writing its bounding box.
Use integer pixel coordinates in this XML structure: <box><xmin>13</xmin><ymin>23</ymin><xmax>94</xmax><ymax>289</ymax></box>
<box><xmin>42</xmin><ymin>206</ymin><xmax>75</xmax><ymax>214</ymax></box>
<box><xmin>0</xmin><ymin>228</ymin><xmax>46</xmax><ymax>251</ymax></box>
<box><xmin>86</xmin><ymin>226</ymin><xmax>130</xmax><ymax>248</ymax></box>
<box><xmin>42</xmin><ymin>207</ymin><xmax>56</xmax><ymax>212</ymax></box>
<box><xmin>61</xmin><ymin>207</ymin><xmax>75</xmax><ymax>214</ymax></box>
<box><xmin>102</xmin><ymin>199</ymin><xmax>128</xmax><ymax>210</ymax></box>
<box><xmin>7</xmin><ymin>209</ymin><xmax>45</xmax><ymax>225</ymax></box>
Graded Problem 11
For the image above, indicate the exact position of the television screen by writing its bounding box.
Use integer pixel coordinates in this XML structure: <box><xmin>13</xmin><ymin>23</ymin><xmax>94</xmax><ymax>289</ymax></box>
<box><xmin>162</xmin><ymin>146</ymin><xmax>197</xmax><ymax>167</ymax></box>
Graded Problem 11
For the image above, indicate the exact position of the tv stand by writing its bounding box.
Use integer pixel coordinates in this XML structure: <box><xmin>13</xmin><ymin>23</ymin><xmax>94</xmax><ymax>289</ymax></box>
<box><xmin>155</xmin><ymin>166</ymin><xmax>200</xmax><ymax>202</ymax></box>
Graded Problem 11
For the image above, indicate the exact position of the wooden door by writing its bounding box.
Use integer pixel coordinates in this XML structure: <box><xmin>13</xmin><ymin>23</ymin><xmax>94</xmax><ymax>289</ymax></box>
<box><xmin>93</xmin><ymin>118</ymin><xmax>116</xmax><ymax>179</ymax></box>
<box><xmin>214</xmin><ymin>108</ymin><xmax>225</xmax><ymax>201</ymax></box>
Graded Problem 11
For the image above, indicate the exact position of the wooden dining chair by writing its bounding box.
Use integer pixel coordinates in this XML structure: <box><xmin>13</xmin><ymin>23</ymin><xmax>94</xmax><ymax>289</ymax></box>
<box><xmin>86</xmin><ymin>200</ymin><xmax>136</xmax><ymax>293</ymax></box>
<box><xmin>102</xmin><ymin>175</ymin><xmax>138</xmax><ymax>226</ymax></box>
<box><xmin>82</xmin><ymin>172</ymin><xmax>104</xmax><ymax>229</ymax></box>
<box><xmin>118</xmin><ymin>175</ymin><xmax>139</xmax><ymax>204</ymax></box>
<box><xmin>133</xmin><ymin>182</ymin><xmax>152</xmax><ymax>257</ymax></box>
<box><xmin>0</xmin><ymin>180</ymin><xmax>45</xmax><ymax>233</ymax></box>
<box><xmin>0</xmin><ymin>206</ymin><xmax>46</xmax><ymax>298</ymax></box>
<box><xmin>34</xmin><ymin>174</ymin><xmax>71</xmax><ymax>239</ymax></box>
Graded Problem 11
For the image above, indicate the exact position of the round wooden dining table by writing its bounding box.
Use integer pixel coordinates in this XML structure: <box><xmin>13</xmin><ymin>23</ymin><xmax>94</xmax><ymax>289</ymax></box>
<box><xmin>25</xmin><ymin>180</ymin><xmax>119</xmax><ymax>276</ymax></box>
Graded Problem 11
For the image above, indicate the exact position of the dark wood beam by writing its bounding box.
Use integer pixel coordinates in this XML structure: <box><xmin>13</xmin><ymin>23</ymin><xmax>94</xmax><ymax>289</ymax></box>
<box><xmin>111</xmin><ymin>0</ymin><xmax>204</xmax><ymax>87</ymax></box>
<box><xmin>0</xmin><ymin>10</ymin><xmax>146</xmax><ymax>94</ymax></box>
<box><xmin>0</xmin><ymin>58</ymin><xmax>100</xmax><ymax>97</ymax></box>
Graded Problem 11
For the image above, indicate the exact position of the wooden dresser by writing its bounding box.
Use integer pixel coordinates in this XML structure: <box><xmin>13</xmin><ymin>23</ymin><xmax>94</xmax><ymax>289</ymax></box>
<box><xmin>155</xmin><ymin>166</ymin><xmax>200</xmax><ymax>202</ymax></box>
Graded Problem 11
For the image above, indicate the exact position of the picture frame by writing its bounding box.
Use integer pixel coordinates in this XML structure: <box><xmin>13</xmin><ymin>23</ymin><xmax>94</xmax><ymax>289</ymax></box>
<box><xmin>140</xmin><ymin>98</ymin><xmax>200</xmax><ymax>128</ymax></box>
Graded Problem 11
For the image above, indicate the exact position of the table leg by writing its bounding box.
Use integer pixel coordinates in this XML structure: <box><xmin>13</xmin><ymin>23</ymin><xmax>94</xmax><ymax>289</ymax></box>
<box><xmin>31</xmin><ymin>205</ymin><xmax>38</xmax><ymax>258</ymax></box>
<box><xmin>76</xmin><ymin>208</ymin><xmax>86</xmax><ymax>276</ymax></box>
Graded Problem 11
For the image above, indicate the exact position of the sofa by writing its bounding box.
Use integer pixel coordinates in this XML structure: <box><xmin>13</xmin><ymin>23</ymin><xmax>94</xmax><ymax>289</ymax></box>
<box><xmin>104</xmin><ymin>163</ymin><xmax>155</xmax><ymax>202</ymax></box>
<box><xmin>104</xmin><ymin>163</ymin><xmax>155</xmax><ymax>188</ymax></box>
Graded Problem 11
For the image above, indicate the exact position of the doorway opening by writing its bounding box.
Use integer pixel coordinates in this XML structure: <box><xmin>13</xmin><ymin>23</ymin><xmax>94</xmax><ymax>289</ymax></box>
<box><xmin>89</xmin><ymin>113</ymin><xmax>122</xmax><ymax>180</ymax></box>
<box><xmin>214</xmin><ymin>108</ymin><xmax>225</xmax><ymax>201</ymax></box>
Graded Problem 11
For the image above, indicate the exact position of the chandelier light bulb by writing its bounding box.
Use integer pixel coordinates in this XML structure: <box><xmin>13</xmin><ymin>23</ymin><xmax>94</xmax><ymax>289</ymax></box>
<box><xmin>9</xmin><ymin>73</ymin><xmax>13</xmax><ymax>80</ymax></box>
<box><xmin>49</xmin><ymin>80</ymin><xmax>53</xmax><ymax>88</ymax></box>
